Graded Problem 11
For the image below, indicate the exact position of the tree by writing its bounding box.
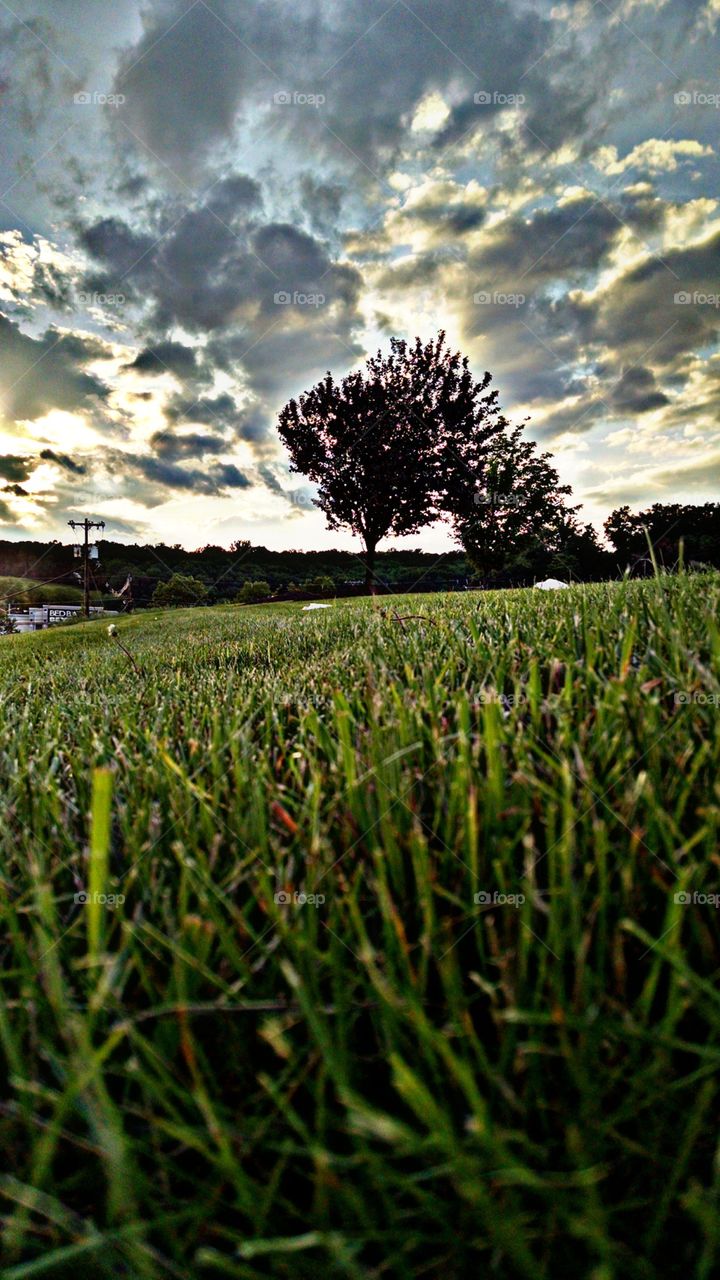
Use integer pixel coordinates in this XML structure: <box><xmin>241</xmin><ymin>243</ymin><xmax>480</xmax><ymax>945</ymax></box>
<box><xmin>152</xmin><ymin>573</ymin><xmax>208</xmax><ymax>606</ymax></box>
<box><xmin>278</xmin><ymin>333</ymin><xmax>482</xmax><ymax>592</ymax></box>
<box><xmin>604</xmin><ymin>503</ymin><xmax>720</xmax><ymax>572</ymax></box>
<box><xmin>440</xmin><ymin>418</ymin><xmax>576</xmax><ymax>581</ymax></box>
<box><xmin>238</xmin><ymin>580</ymin><xmax>271</xmax><ymax>603</ymax></box>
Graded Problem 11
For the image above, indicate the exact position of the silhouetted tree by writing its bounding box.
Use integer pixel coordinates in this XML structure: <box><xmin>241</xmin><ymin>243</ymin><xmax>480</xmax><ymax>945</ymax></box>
<box><xmin>278</xmin><ymin>333</ymin><xmax>483</xmax><ymax>591</ymax></box>
<box><xmin>440</xmin><ymin>417</ymin><xmax>576</xmax><ymax>581</ymax></box>
<box><xmin>605</xmin><ymin>503</ymin><xmax>720</xmax><ymax>571</ymax></box>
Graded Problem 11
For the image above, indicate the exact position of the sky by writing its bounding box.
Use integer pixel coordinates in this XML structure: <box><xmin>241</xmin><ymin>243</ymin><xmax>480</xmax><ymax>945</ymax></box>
<box><xmin>0</xmin><ymin>0</ymin><xmax>718</xmax><ymax>553</ymax></box>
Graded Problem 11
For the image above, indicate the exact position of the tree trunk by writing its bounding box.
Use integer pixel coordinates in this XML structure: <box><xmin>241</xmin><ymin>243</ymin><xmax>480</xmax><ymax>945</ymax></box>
<box><xmin>363</xmin><ymin>541</ymin><xmax>377</xmax><ymax>595</ymax></box>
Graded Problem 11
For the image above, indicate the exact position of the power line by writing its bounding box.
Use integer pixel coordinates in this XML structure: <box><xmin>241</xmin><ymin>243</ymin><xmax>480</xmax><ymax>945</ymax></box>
<box><xmin>67</xmin><ymin>518</ymin><xmax>105</xmax><ymax>617</ymax></box>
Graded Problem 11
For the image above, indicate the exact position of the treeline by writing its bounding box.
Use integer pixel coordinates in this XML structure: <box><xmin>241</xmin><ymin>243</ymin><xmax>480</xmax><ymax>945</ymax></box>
<box><xmin>1</xmin><ymin>500</ymin><xmax>719</xmax><ymax>607</ymax></box>
<box><xmin>0</xmin><ymin>540</ymin><xmax>471</xmax><ymax>605</ymax></box>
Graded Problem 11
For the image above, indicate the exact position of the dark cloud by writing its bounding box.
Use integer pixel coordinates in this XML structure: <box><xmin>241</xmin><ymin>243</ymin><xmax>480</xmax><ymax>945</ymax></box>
<box><xmin>160</xmin><ymin>392</ymin><xmax>275</xmax><ymax>457</ymax></box>
<box><xmin>471</xmin><ymin>199</ymin><xmax>621</xmax><ymax>287</ymax></box>
<box><xmin>0</xmin><ymin>456</ymin><xmax>35</xmax><ymax>483</ymax></box>
<box><xmin>611</xmin><ymin>366</ymin><xmax>669</xmax><ymax>414</ymax></box>
<box><xmin>590</xmin><ymin>231</ymin><xmax>720</xmax><ymax>366</ymax></box>
<box><xmin>125</xmin><ymin>341</ymin><xmax>199</xmax><ymax>377</ymax></box>
<box><xmin>79</xmin><ymin>196</ymin><xmax>362</xmax><ymax>339</ymax></box>
<box><xmin>149</xmin><ymin>430</ymin><xmax>227</xmax><ymax>462</ymax></box>
<box><xmin>0</xmin><ymin>313</ymin><xmax>108</xmax><ymax>423</ymax></box>
<box><xmin>39</xmin><ymin>448</ymin><xmax>88</xmax><ymax>474</ymax></box>
<box><xmin>114</xmin><ymin>453</ymin><xmax>253</xmax><ymax>498</ymax></box>
<box><xmin>164</xmin><ymin>392</ymin><xmax>239</xmax><ymax>426</ymax></box>
<box><xmin>79</xmin><ymin>217</ymin><xmax>156</xmax><ymax>280</ymax></box>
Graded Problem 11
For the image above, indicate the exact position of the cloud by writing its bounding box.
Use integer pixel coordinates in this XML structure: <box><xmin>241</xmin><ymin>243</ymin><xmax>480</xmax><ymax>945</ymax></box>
<box><xmin>109</xmin><ymin>451</ymin><xmax>253</xmax><ymax>498</ymax></box>
<box><xmin>0</xmin><ymin>313</ymin><xmax>109</xmax><ymax>423</ymax></box>
<box><xmin>124</xmin><ymin>340</ymin><xmax>200</xmax><ymax>377</ymax></box>
<box><xmin>0</xmin><ymin>231</ymin><xmax>75</xmax><ymax>310</ymax></box>
<box><xmin>0</xmin><ymin>455</ymin><xmax>35</xmax><ymax>483</ymax></box>
<box><xmin>112</xmin><ymin>1</ymin><xmax>258</xmax><ymax>173</ymax></box>
<box><xmin>594</xmin><ymin>139</ymin><xmax>714</xmax><ymax>175</ymax></box>
<box><xmin>39</xmin><ymin>448</ymin><xmax>88</xmax><ymax>474</ymax></box>
<box><xmin>3</xmin><ymin>0</ymin><xmax>720</xmax><ymax>540</ymax></box>
<box><xmin>611</xmin><ymin>366</ymin><xmax>670</xmax><ymax>413</ymax></box>
<box><xmin>149</xmin><ymin>430</ymin><xmax>227</xmax><ymax>461</ymax></box>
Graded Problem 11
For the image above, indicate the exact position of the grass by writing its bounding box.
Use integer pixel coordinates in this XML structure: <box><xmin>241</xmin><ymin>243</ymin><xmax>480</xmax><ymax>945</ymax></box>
<box><xmin>0</xmin><ymin>577</ymin><xmax>85</xmax><ymax>606</ymax></box>
<box><xmin>1</xmin><ymin>575</ymin><xmax>719</xmax><ymax>1278</ymax></box>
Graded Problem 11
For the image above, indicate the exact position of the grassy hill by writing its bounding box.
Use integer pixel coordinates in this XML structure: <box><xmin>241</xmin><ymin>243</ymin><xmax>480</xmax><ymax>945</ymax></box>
<box><xmin>0</xmin><ymin>574</ymin><xmax>85</xmax><ymax>605</ymax></box>
<box><xmin>1</xmin><ymin>577</ymin><xmax>719</xmax><ymax>1277</ymax></box>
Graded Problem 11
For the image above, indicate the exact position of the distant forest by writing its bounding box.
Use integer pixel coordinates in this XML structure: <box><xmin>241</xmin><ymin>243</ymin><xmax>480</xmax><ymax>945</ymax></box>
<box><xmin>1</xmin><ymin>502</ymin><xmax>719</xmax><ymax>606</ymax></box>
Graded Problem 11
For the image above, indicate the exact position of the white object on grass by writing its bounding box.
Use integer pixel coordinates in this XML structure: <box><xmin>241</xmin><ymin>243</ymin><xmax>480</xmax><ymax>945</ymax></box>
<box><xmin>535</xmin><ymin>578</ymin><xmax>568</xmax><ymax>590</ymax></box>
<box><xmin>302</xmin><ymin>602</ymin><xmax>332</xmax><ymax>611</ymax></box>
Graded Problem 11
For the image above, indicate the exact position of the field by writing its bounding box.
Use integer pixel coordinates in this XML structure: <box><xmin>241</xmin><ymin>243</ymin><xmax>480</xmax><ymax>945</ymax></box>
<box><xmin>1</xmin><ymin>575</ymin><xmax>719</xmax><ymax>1279</ymax></box>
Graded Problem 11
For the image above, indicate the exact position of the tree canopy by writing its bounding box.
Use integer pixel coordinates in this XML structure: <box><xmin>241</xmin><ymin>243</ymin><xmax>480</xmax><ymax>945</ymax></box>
<box><xmin>152</xmin><ymin>573</ymin><xmax>208</xmax><ymax>606</ymax></box>
<box><xmin>278</xmin><ymin>333</ymin><xmax>486</xmax><ymax>590</ymax></box>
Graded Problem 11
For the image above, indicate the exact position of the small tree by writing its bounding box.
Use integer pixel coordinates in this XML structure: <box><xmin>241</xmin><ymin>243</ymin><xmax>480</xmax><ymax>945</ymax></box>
<box><xmin>441</xmin><ymin>420</ymin><xmax>575</xmax><ymax>581</ymax></box>
<box><xmin>278</xmin><ymin>333</ymin><xmax>481</xmax><ymax>592</ymax></box>
<box><xmin>152</xmin><ymin>573</ymin><xmax>209</xmax><ymax>606</ymax></box>
<box><xmin>238</xmin><ymin>580</ymin><xmax>271</xmax><ymax>603</ymax></box>
<box><xmin>0</xmin><ymin>612</ymin><xmax>18</xmax><ymax>635</ymax></box>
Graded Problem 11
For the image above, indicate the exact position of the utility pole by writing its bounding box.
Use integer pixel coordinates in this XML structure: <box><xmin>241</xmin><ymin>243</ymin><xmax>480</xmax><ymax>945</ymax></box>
<box><xmin>68</xmin><ymin>518</ymin><xmax>105</xmax><ymax>616</ymax></box>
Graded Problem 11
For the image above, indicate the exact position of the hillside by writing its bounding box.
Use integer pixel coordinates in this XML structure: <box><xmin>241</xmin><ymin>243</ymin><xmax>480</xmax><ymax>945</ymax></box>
<box><xmin>1</xmin><ymin>578</ymin><xmax>719</xmax><ymax>1278</ymax></box>
<box><xmin>0</xmin><ymin>574</ymin><xmax>85</xmax><ymax>605</ymax></box>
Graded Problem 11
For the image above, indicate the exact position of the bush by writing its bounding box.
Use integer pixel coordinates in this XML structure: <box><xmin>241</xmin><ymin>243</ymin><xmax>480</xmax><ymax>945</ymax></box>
<box><xmin>152</xmin><ymin>573</ymin><xmax>209</xmax><ymax>606</ymax></box>
<box><xmin>238</xmin><ymin>580</ymin><xmax>271</xmax><ymax>603</ymax></box>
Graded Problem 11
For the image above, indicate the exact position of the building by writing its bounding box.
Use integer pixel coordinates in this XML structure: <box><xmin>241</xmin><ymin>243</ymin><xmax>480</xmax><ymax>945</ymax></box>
<box><xmin>8</xmin><ymin>603</ymin><xmax>104</xmax><ymax>633</ymax></box>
